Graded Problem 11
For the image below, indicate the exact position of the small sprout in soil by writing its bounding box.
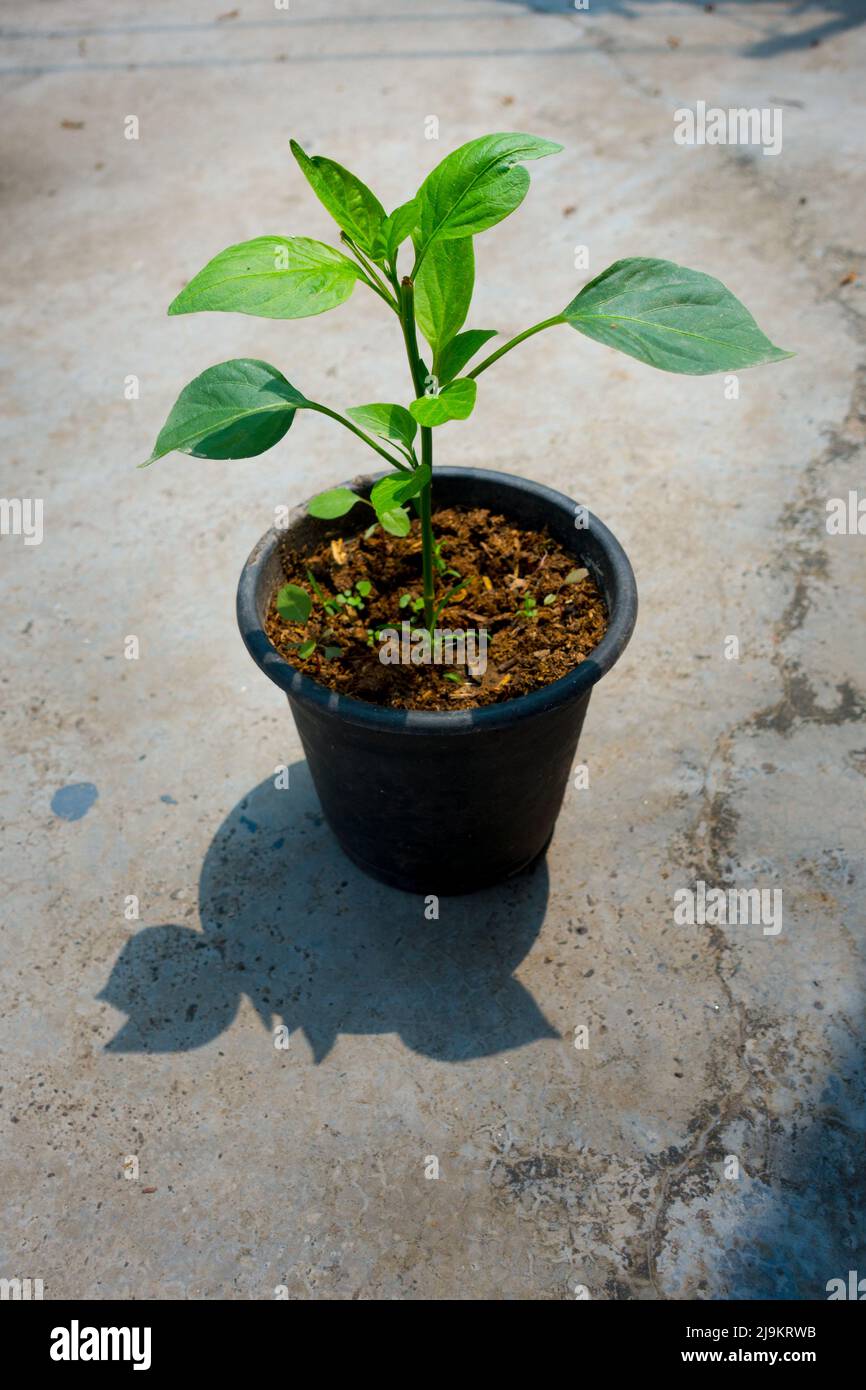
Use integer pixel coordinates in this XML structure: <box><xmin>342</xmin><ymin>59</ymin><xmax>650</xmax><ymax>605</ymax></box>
<box><xmin>518</xmin><ymin>593</ymin><xmax>538</xmax><ymax>619</ymax></box>
<box><xmin>398</xmin><ymin>592</ymin><xmax>425</xmax><ymax>617</ymax></box>
<box><xmin>276</xmin><ymin>583</ymin><xmax>312</xmax><ymax>624</ymax></box>
<box><xmin>292</xmin><ymin>635</ymin><xmax>342</xmax><ymax>662</ymax></box>
<box><xmin>444</xmin><ymin>672</ymin><xmax>463</xmax><ymax>684</ymax></box>
<box><xmin>306</xmin><ymin>568</ymin><xmax>328</xmax><ymax>603</ymax></box>
<box><xmin>317</xmin><ymin>577</ymin><xmax>371</xmax><ymax>615</ymax></box>
<box><xmin>431</xmin><ymin>540</ymin><xmax>462</xmax><ymax>581</ymax></box>
<box><xmin>277</xmin><ymin>577</ymin><xmax>349</xmax><ymax>662</ymax></box>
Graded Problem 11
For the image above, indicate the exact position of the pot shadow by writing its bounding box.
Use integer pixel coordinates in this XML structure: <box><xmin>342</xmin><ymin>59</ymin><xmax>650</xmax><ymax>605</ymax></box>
<box><xmin>99</xmin><ymin>763</ymin><xmax>558</xmax><ymax>1063</ymax></box>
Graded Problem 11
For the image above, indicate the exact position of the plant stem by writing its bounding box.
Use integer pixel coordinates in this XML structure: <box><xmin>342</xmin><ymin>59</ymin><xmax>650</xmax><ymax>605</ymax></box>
<box><xmin>305</xmin><ymin>402</ymin><xmax>411</xmax><ymax>472</ymax></box>
<box><xmin>467</xmin><ymin>315</ymin><xmax>565</xmax><ymax>379</ymax></box>
<box><xmin>340</xmin><ymin>234</ymin><xmax>400</xmax><ymax>312</ymax></box>
<box><xmin>417</xmin><ymin>428</ymin><xmax>435</xmax><ymax>630</ymax></box>
<box><xmin>399</xmin><ymin>277</ymin><xmax>435</xmax><ymax>630</ymax></box>
<box><xmin>384</xmin><ymin>258</ymin><xmax>402</xmax><ymax>297</ymax></box>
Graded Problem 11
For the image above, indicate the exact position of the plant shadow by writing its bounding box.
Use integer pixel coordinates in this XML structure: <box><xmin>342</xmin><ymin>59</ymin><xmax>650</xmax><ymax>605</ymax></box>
<box><xmin>99</xmin><ymin>763</ymin><xmax>558</xmax><ymax>1063</ymax></box>
<box><xmin>495</xmin><ymin>0</ymin><xmax>866</xmax><ymax>58</ymax></box>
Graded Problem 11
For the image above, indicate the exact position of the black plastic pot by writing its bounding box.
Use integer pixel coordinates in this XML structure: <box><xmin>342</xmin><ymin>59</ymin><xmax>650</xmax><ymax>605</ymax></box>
<box><xmin>237</xmin><ymin>467</ymin><xmax>637</xmax><ymax>893</ymax></box>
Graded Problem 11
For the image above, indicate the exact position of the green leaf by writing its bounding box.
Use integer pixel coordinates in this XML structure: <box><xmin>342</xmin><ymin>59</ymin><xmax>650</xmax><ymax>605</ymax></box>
<box><xmin>562</xmin><ymin>258</ymin><xmax>793</xmax><ymax>375</ymax></box>
<box><xmin>277</xmin><ymin>584</ymin><xmax>313</xmax><ymax>624</ymax></box>
<box><xmin>307</xmin><ymin>486</ymin><xmax>361</xmax><ymax>519</ymax></box>
<box><xmin>375</xmin><ymin>198</ymin><xmax>420</xmax><ymax>263</ymax></box>
<box><xmin>168</xmin><ymin>236</ymin><xmax>362</xmax><ymax>320</ymax></box>
<box><xmin>143</xmin><ymin>359</ymin><xmax>305</xmax><ymax>464</ymax></box>
<box><xmin>345</xmin><ymin>403</ymin><xmax>417</xmax><ymax>450</ymax></box>
<box><xmin>379</xmin><ymin>507</ymin><xmax>411</xmax><ymax>537</ymax></box>
<box><xmin>296</xmin><ymin>638</ymin><xmax>317</xmax><ymax>658</ymax></box>
<box><xmin>437</xmin><ymin>328</ymin><xmax>498</xmax><ymax>384</ymax></box>
<box><xmin>414</xmin><ymin>132</ymin><xmax>562</xmax><ymax>260</ymax></box>
<box><xmin>290</xmin><ymin>139</ymin><xmax>386</xmax><ymax>257</ymax></box>
<box><xmin>369</xmin><ymin>467</ymin><xmax>429</xmax><ymax>538</ymax></box>
<box><xmin>409</xmin><ymin>379</ymin><xmax>477</xmax><ymax>426</ymax></box>
<box><xmin>370</xmin><ymin>464</ymin><xmax>431</xmax><ymax>518</ymax></box>
<box><xmin>414</xmin><ymin>237</ymin><xmax>475</xmax><ymax>356</ymax></box>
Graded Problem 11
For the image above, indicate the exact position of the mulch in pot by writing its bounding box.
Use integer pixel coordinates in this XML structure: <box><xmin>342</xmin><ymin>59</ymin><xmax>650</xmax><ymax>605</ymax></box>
<box><xmin>265</xmin><ymin>505</ymin><xmax>608</xmax><ymax>712</ymax></box>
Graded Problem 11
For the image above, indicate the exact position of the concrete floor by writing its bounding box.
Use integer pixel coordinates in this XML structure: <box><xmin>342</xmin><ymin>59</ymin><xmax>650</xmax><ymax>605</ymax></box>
<box><xmin>1</xmin><ymin>0</ymin><xmax>864</xmax><ymax>1300</ymax></box>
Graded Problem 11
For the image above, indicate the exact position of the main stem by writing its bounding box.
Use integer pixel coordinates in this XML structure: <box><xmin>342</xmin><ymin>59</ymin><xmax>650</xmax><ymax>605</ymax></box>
<box><xmin>399</xmin><ymin>277</ymin><xmax>435</xmax><ymax>631</ymax></box>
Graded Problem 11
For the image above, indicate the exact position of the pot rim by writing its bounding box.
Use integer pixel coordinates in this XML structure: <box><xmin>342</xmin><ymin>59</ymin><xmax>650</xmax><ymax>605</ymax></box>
<box><xmin>237</xmin><ymin>467</ymin><xmax>637</xmax><ymax>733</ymax></box>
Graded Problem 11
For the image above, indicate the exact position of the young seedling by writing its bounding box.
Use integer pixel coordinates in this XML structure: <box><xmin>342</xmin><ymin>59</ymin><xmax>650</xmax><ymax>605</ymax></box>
<box><xmin>143</xmin><ymin>133</ymin><xmax>792</xmax><ymax>641</ymax></box>
<box><xmin>297</xmin><ymin>638</ymin><xmax>343</xmax><ymax>661</ymax></box>
<box><xmin>330</xmin><ymin>578</ymin><xmax>371</xmax><ymax>614</ymax></box>
<box><xmin>275</xmin><ymin>582</ymin><xmax>342</xmax><ymax>659</ymax></box>
<box><xmin>398</xmin><ymin>592</ymin><xmax>426</xmax><ymax>618</ymax></box>
<box><xmin>518</xmin><ymin>593</ymin><xmax>538</xmax><ymax>621</ymax></box>
<box><xmin>432</xmin><ymin>538</ymin><xmax>460</xmax><ymax>578</ymax></box>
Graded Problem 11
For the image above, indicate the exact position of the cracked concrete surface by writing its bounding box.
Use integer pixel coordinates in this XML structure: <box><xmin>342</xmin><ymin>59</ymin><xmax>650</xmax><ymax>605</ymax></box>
<box><xmin>1</xmin><ymin>0</ymin><xmax>864</xmax><ymax>1299</ymax></box>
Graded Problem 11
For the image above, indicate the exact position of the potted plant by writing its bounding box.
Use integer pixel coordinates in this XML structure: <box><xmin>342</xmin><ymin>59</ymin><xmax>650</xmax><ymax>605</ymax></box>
<box><xmin>143</xmin><ymin>133</ymin><xmax>790</xmax><ymax>892</ymax></box>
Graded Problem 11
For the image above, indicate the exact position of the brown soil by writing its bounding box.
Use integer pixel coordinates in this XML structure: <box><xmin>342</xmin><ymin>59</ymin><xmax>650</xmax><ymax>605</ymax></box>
<box><xmin>264</xmin><ymin>506</ymin><xmax>608</xmax><ymax>711</ymax></box>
